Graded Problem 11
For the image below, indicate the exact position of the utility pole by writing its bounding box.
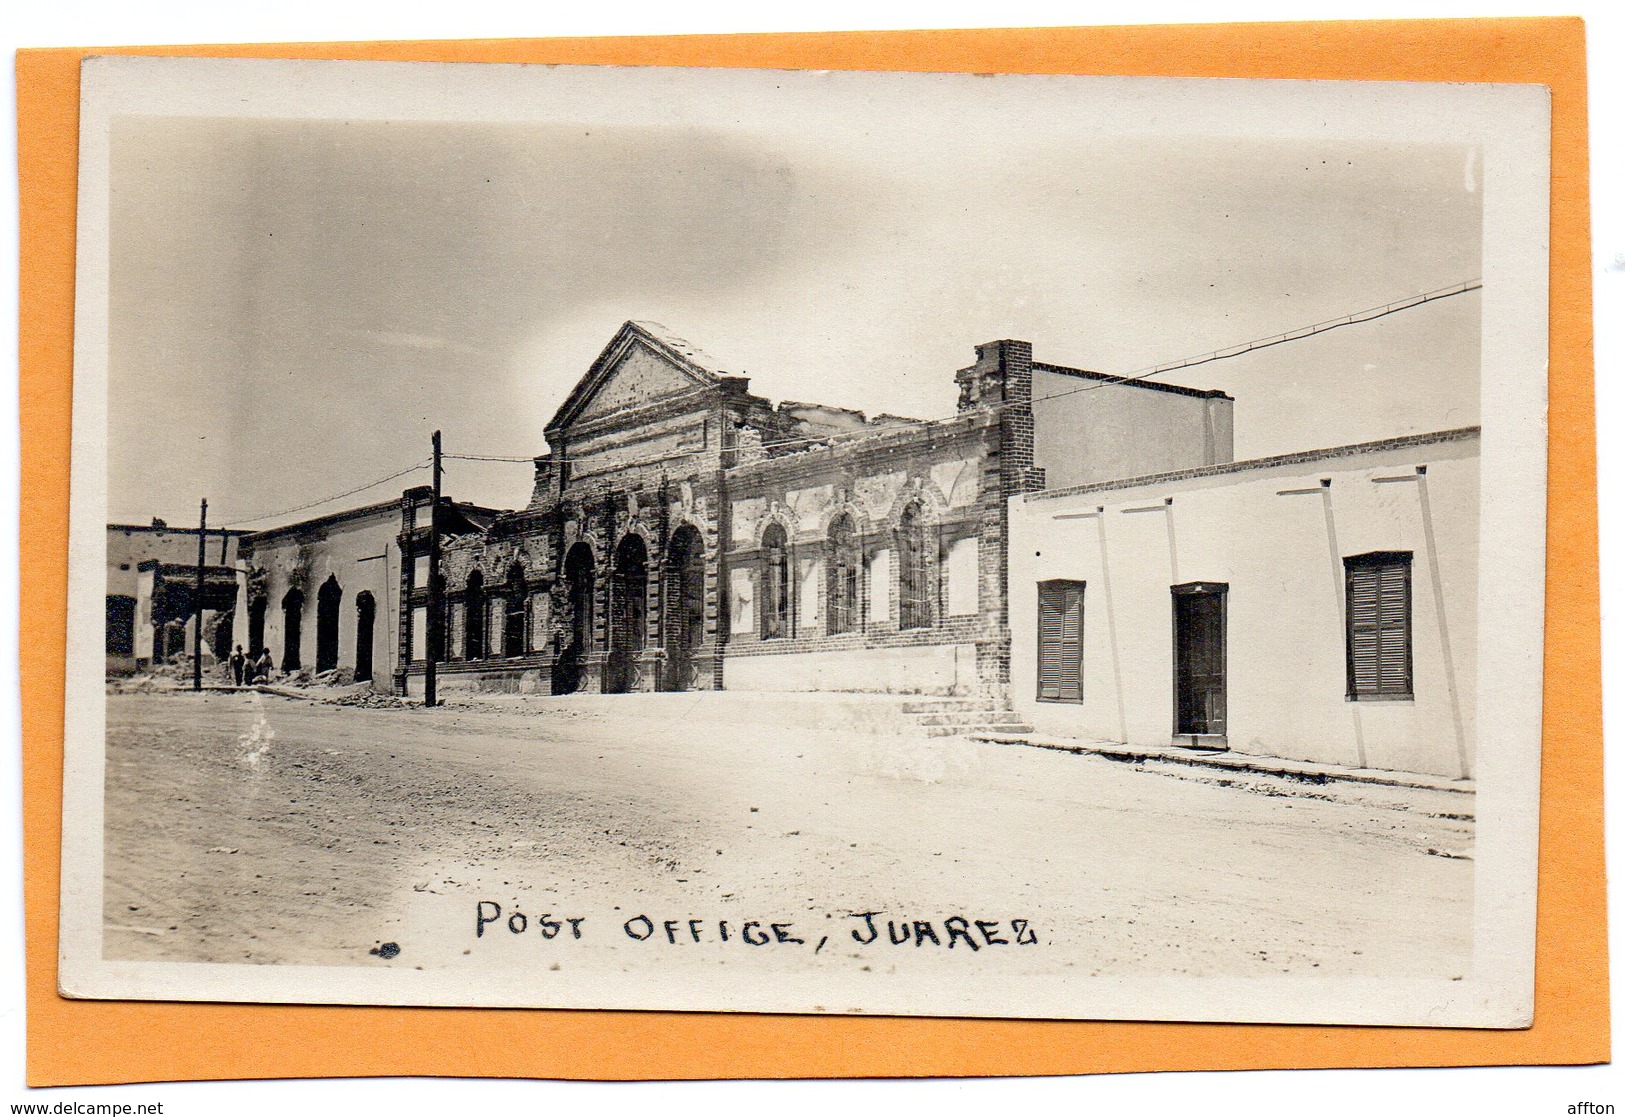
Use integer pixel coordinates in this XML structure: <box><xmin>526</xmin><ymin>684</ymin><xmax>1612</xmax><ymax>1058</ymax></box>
<box><xmin>193</xmin><ymin>497</ymin><xmax>207</xmax><ymax>693</ymax></box>
<box><xmin>425</xmin><ymin>430</ymin><xmax>442</xmax><ymax>708</ymax></box>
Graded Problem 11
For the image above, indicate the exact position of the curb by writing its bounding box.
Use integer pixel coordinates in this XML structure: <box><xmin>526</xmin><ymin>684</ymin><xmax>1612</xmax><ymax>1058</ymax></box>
<box><xmin>971</xmin><ymin>733</ymin><xmax>1475</xmax><ymax>795</ymax></box>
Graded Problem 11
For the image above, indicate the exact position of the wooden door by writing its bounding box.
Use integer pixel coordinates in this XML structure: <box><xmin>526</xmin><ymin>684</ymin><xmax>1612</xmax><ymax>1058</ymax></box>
<box><xmin>1173</xmin><ymin>583</ymin><xmax>1227</xmax><ymax>737</ymax></box>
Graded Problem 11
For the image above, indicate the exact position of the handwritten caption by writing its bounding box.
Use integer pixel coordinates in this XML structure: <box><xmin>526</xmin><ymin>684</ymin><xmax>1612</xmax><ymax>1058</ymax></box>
<box><xmin>474</xmin><ymin>902</ymin><xmax>1039</xmax><ymax>953</ymax></box>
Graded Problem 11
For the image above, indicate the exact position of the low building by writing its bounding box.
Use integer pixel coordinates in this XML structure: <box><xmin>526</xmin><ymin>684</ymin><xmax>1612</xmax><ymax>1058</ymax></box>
<box><xmin>105</xmin><ymin>521</ymin><xmax>246</xmax><ymax>674</ymax></box>
<box><xmin>236</xmin><ymin>497</ymin><xmax>498</xmax><ymax>688</ymax></box>
<box><xmin>1008</xmin><ymin>427</ymin><xmax>1480</xmax><ymax>778</ymax></box>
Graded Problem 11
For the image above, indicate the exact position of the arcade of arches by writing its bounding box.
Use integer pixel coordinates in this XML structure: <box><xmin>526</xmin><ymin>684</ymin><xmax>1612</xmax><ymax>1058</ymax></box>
<box><xmin>392</xmin><ymin>323</ymin><xmax>1230</xmax><ymax>700</ymax></box>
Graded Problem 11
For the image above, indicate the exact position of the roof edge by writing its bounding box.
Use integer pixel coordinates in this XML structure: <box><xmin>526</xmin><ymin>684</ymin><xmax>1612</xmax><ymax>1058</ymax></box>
<box><xmin>1032</xmin><ymin>362</ymin><xmax>1233</xmax><ymax>400</ymax></box>
<box><xmin>1030</xmin><ymin>426</ymin><xmax>1482</xmax><ymax>502</ymax></box>
<box><xmin>237</xmin><ymin>496</ymin><xmax>406</xmax><ymax>541</ymax></box>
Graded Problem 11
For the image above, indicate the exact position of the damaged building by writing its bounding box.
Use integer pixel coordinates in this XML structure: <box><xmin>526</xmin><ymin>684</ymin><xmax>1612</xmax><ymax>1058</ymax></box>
<box><xmin>235</xmin><ymin>497</ymin><xmax>499</xmax><ymax>687</ymax></box>
<box><xmin>106</xmin><ymin>317</ymin><xmax>1480</xmax><ymax>776</ymax></box>
<box><xmin>395</xmin><ymin>320</ymin><xmax>1233</xmax><ymax>700</ymax></box>
<box><xmin>105</xmin><ymin>521</ymin><xmax>246</xmax><ymax>674</ymax></box>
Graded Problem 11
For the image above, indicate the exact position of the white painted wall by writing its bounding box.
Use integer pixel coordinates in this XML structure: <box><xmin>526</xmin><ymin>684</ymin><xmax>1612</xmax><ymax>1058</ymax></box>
<box><xmin>1010</xmin><ymin>434</ymin><xmax>1479</xmax><ymax>777</ymax></box>
<box><xmin>730</xmin><ymin>567</ymin><xmax>755</xmax><ymax>633</ymax></box>
<box><xmin>946</xmin><ymin>536</ymin><xmax>980</xmax><ymax>616</ymax></box>
<box><xmin>797</xmin><ymin>558</ymin><xmax>822</xmax><ymax>628</ymax></box>
<box><xmin>240</xmin><ymin>505</ymin><xmax>402</xmax><ymax>688</ymax></box>
<box><xmin>869</xmin><ymin>547</ymin><xmax>892</xmax><ymax>625</ymax></box>
<box><xmin>725</xmin><ymin>643</ymin><xmax>976</xmax><ymax>696</ymax></box>
<box><xmin>411</xmin><ymin>605</ymin><xmax>427</xmax><ymax>663</ymax></box>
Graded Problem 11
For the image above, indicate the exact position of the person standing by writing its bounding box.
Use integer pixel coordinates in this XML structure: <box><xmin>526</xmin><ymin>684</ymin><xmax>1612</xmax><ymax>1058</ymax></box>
<box><xmin>252</xmin><ymin>646</ymin><xmax>273</xmax><ymax>685</ymax></box>
<box><xmin>229</xmin><ymin>645</ymin><xmax>246</xmax><ymax>686</ymax></box>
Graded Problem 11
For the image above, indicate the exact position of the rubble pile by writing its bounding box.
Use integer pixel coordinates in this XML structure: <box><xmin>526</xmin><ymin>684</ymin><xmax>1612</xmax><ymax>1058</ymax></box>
<box><xmin>324</xmin><ymin>691</ymin><xmax>415</xmax><ymax>709</ymax></box>
<box><xmin>106</xmin><ymin>675</ymin><xmax>182</xmax><ymax>694</ymax></box>
<box><xmin>143</xmin><ymin>656</ymin><xmax>234</xmax><ymax>683</ymax></box>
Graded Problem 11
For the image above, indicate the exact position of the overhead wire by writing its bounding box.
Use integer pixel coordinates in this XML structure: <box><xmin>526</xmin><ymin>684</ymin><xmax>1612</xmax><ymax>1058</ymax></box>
<box><xmin>441</xmin><ymin>278</ymin><xmax>1483</xmax><ymax>471</ymax></box>
<box><xmin>218</xmin><ymin>458</ymin><xmax>431</xmax><ymax>528</ymax></box>
<box><xmin>1018</xmin><ymin>278</ymin><xmax>1482</xmax><ymax>413</ymax></box>
<box><xmin>214</xmin><ymin>280</ymin><xmax>1483</xmax><ymax>523</ymax></box>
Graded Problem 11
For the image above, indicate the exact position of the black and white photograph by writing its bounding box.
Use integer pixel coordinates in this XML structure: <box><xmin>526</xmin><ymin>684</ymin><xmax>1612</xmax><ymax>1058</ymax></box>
<box><xmin>60</xmin><ymin>54</ymin><xmax>1549</xmax><ymax>1026</ymax></box>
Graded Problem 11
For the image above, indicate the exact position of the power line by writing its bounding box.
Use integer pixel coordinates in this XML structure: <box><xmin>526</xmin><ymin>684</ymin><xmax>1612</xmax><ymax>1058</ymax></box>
<box><xmin>218</xmin><ymin>458</ymin><xmax>431</xmax><ymax>528</ymax></box>
<box><xmin>212</xmin><ymin>280</ymin><xmax>1482</xmax><ymax>517</ymax></box>
<box><xmin>1019</xmin><ymin>279</ymin><xmax>1483</xmax><ymax>413</ymax></box>
<box><xmin>443</xmin><ymin>278</ymin><xmax>1482</xmax><ymax>470</ymax></box>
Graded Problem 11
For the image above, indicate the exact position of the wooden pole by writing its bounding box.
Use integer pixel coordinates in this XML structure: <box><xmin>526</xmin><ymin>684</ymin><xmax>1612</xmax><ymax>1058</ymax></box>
<box><xmin>193</xmin><ymin>498</ymin><xmax>207</xmax><ymax>692</ymax></box>
<box><xmin>425</xmin><ymin>431</ymin><xmax>441</xmax><ymax>708</ymax></box>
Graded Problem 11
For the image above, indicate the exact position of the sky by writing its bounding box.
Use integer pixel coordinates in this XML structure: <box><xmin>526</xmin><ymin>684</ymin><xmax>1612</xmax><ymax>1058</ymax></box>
<box><xmin>105</xmin><ymin>68</ymin><xmax>1483</xmax><ymax>526</ymax></box>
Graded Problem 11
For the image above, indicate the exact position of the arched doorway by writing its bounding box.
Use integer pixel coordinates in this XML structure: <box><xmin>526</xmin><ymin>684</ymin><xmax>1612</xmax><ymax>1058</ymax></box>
<box><xmin>504</xmin><ymin>561</ymin><xmax>527</xmax><ymax>658</ymax></box>
<box><xmin>316</xmin><ymin>575</ymin><xmax>342</xmax><ymax>673</ymax></box>
<box><xmin>606</xmin><ymin>534</ymin><xmax>648</xmax><ymax>693</ymax></box>
<box><xmin>354</xmin><ymin>591</ymin><xmax>376</xmax><ymax>683</ymax></box>
<box><xmin>281</xmin><ymin>589</ymin><xmax>305</xmax><ymax>672</ymax></box>
<box><xmin>248</xmin><ymin>596</ymin><xmax>267</xmax><ymax>656</ymax></box>
<box><xmin>553</xmin><ymin>542</ymin><xmax>594</xmax><ymax>694</ymax></box>
<box><xmin>664</xmin><ymin>525</ymin><xmax>706</xmax><ymax>690</ymax></box>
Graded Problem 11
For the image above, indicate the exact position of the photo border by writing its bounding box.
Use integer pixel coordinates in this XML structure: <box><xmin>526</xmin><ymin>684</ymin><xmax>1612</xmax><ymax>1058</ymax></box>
<box><xmin>19</xmin><ymin>17</ymin><xmax>1604</xmax><ymax>1085</ymax></box>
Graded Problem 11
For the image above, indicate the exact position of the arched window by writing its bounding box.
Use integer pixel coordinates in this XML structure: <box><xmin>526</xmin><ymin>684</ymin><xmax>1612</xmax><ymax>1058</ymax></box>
<box><xmin>354</xmin><ymin>591</ymin><xmax>376</xmax><ymax>682</ymax></box>
<box><xmin>505</xmin><ymin>562</ymin><xmax>527</xmax><ymax>657</ymax></box>
<box><xmin>281</xmin><ymin>589</ymin><xmax>304</xmax><ymax>671</ymax></box>
<box><xmin>608</xmin><ymin>534</ymin><xmax>649</xmax><ymax>693</ymax></box>
<box><xmin>898</xmin><ymin>502</ymin><xmax>932</xmax><ymax>630</ymax></box>
<box><xmin>827</xmin><ymin>514</ymin><xmax>860</xmax><ymax>635</ymax></box>
<box><xmin>554</xmin><ymin>543</ymin><xmax>595</xmax><ymax>696</ymax></box>
<box><xmin>247</xmin><ymin>595</ymin><xmax>267</xmax><ymax>656</ymax></box>
<box><xmin>761</xmin><ymin>523</ymin><xmax>790</xmax><ymax>639</ymax></box>
<box><xmin>464</xmin><ymin>570</ymin><xmax>486</xmax><ymax>660</ymax></box>
<box><xmin>663</xmin><ymin>525</ymin><xmax>706</xmax><ymax>691</ymax></box>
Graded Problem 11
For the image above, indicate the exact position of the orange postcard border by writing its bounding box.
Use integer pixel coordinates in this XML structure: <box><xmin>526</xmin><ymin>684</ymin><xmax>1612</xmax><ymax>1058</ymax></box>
<box><xmin>17</xmin><ymin>17</ymin><xmax>1605</xmax><ymax>1085</ymax></box>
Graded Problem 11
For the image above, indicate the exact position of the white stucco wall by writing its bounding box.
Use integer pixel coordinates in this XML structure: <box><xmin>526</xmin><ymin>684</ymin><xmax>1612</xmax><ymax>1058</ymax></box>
<box><xmin>868</xmin><ymin>548</ymin><xmax>892</xmax><ymax>625</ymax></box>
<box><xmin>945</xmin><ymin>536</ymin><xmax>980</xmax><ymax>616</ymax></box>
<box><xmin>1009</xmin><ymin>432</ymin><xmax>1479</xmax><ymax>777</ymax></box>
<box><xmin>1032</xmin><ymin>369</ymin><xmax>1234</xmax><ymax>491</ymax></box>
<box><xmin>725</xmin><ymin>642</ymin><xmax>978</xmax><ymax>696</ymax></box>
<box><xmin>237</xmin><ymin>503</ymin><xmax>403</xmax><ymax>689</ymax></box>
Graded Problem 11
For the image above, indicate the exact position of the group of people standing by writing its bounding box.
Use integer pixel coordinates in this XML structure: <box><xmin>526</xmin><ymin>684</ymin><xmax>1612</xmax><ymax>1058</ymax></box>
<box><xmin>228</xmin><ymin>645</ymin><xmax>275</xmax><ymax>686</ymax></box>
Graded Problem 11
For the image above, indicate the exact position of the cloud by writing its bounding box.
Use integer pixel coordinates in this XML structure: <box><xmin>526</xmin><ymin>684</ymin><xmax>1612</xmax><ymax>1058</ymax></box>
<box><xmin>335</xmin><ymin>328</ymin><xmax>489</xmax><ymax>359</ymax></box>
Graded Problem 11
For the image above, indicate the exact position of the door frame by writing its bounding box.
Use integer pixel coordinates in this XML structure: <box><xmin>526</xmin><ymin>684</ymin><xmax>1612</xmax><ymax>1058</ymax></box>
<box><xmin>1170</xmin><ymin>581</ymin><xmax>1228</xmax><ymax>745</ymax></box>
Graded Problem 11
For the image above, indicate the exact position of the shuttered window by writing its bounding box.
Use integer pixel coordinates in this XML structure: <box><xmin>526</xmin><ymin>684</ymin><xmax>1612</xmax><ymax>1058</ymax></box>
<box><xmin>1037</xmin><ymin>580</ymin><xmax>1085</xmax><ymax>702</ymax></box>
<box><xmin>1344</xmin><ymin>552</ymin><xmax>1412</xmax><ymax>700</ymax></box>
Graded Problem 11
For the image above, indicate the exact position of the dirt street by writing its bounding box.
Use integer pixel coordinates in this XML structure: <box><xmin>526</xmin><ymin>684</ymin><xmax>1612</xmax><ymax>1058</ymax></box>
<box><xmin>102</xmin><ymin>690</ymin><xmax>1472</xmax><ymax>995</ymax></box>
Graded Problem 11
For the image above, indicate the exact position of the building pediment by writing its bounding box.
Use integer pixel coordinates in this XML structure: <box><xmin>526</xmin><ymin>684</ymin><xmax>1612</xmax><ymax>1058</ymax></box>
<box><xmin>576</xmin><ymin>341</ymin><xmax>704</xmax><ymax>421</ymax></box>
<box><xmin>547</xmin><ymin>321</ymin><xmax>740</xmax><ymax>437</ymax></box>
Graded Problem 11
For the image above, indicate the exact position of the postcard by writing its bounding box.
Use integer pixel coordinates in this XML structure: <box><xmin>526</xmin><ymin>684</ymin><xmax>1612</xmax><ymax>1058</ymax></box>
<box><xmin>59</xmin><ymin>54</ymin><xmax>1549</xmax><ymax>1027</ymax></box>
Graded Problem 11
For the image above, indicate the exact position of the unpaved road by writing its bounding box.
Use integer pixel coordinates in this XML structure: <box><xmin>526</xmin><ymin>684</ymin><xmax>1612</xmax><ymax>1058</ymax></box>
<box><xmin>103</xmin><ymin>690</ymin><xmax>1472</xmax><ymax>1000</ymax></box>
